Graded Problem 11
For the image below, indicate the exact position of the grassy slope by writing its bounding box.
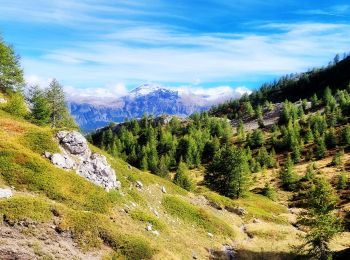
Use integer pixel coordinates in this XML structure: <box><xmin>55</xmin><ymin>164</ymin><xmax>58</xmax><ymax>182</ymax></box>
<box><xmin>1</xmin><ymin>108</ymin><xmax>347</xmax><ymax>259</ymax></box>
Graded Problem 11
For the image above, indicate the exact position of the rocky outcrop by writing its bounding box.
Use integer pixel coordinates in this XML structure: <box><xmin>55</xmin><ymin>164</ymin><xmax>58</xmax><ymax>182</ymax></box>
<box><xmin>0</xmin><ymin>188</ymin><xmax>13</xmax><ymax>199</ymax></box>
<box><xmin>47</xmin><ymin>131</ymin><xmax>121</xmax><ymax>191</ymax></box>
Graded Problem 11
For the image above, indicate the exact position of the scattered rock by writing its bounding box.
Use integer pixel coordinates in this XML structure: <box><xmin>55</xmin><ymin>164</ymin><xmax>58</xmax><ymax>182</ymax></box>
<box><xmin>208</xmin><ymin>200</ymin><xmax>223</xmax><ymax>210</ymax></box>
<box><xmin>43</xmin><ymin>151</ymin><xmax>51</xmax><ymax>158</ymax></box>
<box><xmin>225</xmin><ymin>206</ymin><xmax>247</xmax><ymax>216</ymax></box>
<box><xmin>51</xmin><ymin>153</ymin><xmax>76</xmax><ymax>170</ymax></box>
<box><xmin>161</xmin><ymin>186</ymin><xmax>166</xmax><ymax>193</ymax></box>
<box><xmin>207</xmin><ymin>232</ymin><xmax>214</xmax><ymax>238</ymax></box>
<box><xmin>146</xmin><ymin>224</ymin><xmax>152</xmax><ymax>231</ymax></box>
<box><xmin>135</xmin><ymin>181</ymin><xmax>143</xmax><ymax>189</ymax></box>
<box><xmin>192</xmin><ymin>251</ymin><xmax>198</xmax><ymax>259</ymax></box>
<box><xmin>253</xmin><ymin>218</ymin><xmax>262</xmax><ymax>224</ymax></box>
<box><xmin>151</xmin><ymin>230</ymin><xmax>160</xmax><ymax>236</ymax></box>
<box><xmin>152</xmin><ymin>209</ymin><xmax>159</xmax><ymax>217</ymax></box>
<box><xmin>127</xmin><ymin>164</ymin><xmax>132</xmax><ymax>170</ymax></box>
<box><xmin>0</xmin><ymin>188</ymin><xmax>13</xmax><ymax>199</ymax></box>
<box><xmin>222</xmin><ymin>244</ymin><xmax>235</xmax><ymax>260</ymax></box>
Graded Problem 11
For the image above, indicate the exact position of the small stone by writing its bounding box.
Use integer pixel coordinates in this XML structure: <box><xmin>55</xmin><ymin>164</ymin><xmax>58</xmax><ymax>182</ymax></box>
<box><xmin>44</xmin><ymin>151</ymin><xmax>51</xmax><ymax>158</ymax></box>
<box><xmin>131</xmin><ymin>202</ymin><xmax>137</xmax><ymax>207</ymax></box>
<box><xmin>253</xmin><ymin>218</ymin><xmax>261</xmax><ymax>224</ymax></box>
<box><xmin>225</xmin><ymin>206</ymin><xmax>247</xmax><ymax>216</ymax></box>
<box><xmin>151</xmin><ymin>230</ymin><xmax>160</xmax><ymax>236</ymax></box>
<box><xmin>135</xmin><ymin>181</ymin><xmax>143</xmax><ymax>189</ymax></box>
<box><xmin>192</xmin><ymin>252</ymin><xmax>198</xmax><ymax>259</ymax></box>
<box><xmin>146</xmin><ymin>224</ymin><xmax>152</xmax><ymax>231</ymax></box>
<box><xmin>208</xmin><ymin>232</ymin><xmax>214</xmax><ymax>238</ymax></box>
<box><xmin>127</xmin><ymin>164</ymin><xmax>132</xmax><ymax>170</ymax></box>
<box><xmin>161</xmin><ymin>186</ymin><xmax>166</xmax><ymax>193</ymax></box>
<box><xmin>152</xmin><ymin>209</ymin><xmax>159</xmax><ymax>217</ymax></box>
<box><xmin>0</xmin><ymin>188</ymin><xmax>13</xmax><ymax>199</ymax></box>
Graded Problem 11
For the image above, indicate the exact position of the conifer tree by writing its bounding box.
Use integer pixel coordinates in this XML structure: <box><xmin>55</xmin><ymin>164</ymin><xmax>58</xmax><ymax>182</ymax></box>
<box><xmin>0</xmin><ymin>36</ymin><xmax>24</xmax><ymax>91</ymax></box>
<box><xmin>280</xmin><ymin>155</ymin><xmax>298</xmax><ymax>191</ymax></box>
<box><xmin>27</xmin><ymin>85</ymin><xmax>50</xmax><ymax>125</ymax></box>
<box><xmin>315</xmin><ymin>135</ymin><xmax>327</xmax><ymax>159</ymax></box>
<box><xmin>205</xmin><ymin>146</ymin><xmax>250</xmax><ymax>198</ymax></box>
<box><xmin>299</xmin><ymin>177</ymin><xmax>342</xmax><ymax>260</ymax></box>
<box><xmin>174</xmin><ymin>161</ymin><xmax>194</xmax><ymax>191</ymax></box>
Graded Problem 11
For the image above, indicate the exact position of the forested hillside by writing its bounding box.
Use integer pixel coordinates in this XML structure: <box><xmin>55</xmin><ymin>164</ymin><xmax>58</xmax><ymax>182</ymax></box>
<box><xmin>91</xmin><ymin>54</ymin><xmax>350</xmax><ymax>259</ymax></box>
<box><xmin>210</xmin><ymin>54</ymin><xmax>350</xmax><ymax>119</ymax></box>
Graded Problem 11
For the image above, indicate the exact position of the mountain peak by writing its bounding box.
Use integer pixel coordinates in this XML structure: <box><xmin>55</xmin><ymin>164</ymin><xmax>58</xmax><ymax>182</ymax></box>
<box><xmin>129</xmin><ymin>83</ymin><xmax>165</xmax><ymax>97</ymax></box>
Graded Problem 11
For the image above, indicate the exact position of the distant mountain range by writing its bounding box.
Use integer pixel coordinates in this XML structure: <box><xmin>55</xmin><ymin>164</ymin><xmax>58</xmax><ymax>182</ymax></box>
<box><xmin>68</xmin><ymin>83</ymin><xmax>240</xmax><ymax>132</ymax></box>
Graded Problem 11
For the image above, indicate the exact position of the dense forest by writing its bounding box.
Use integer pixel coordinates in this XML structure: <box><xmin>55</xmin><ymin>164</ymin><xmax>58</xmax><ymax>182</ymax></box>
<box><xmin>210</xmin><ymin>53</ymin><xmax>350</xmax><ymax>119</ymax></box>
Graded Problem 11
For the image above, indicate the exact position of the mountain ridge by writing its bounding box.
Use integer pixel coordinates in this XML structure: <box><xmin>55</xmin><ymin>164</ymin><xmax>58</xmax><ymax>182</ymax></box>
<box><xmin>68</xmin><ymin>83</ymin><xmax>240</xmax><ymax>132</ymax></box>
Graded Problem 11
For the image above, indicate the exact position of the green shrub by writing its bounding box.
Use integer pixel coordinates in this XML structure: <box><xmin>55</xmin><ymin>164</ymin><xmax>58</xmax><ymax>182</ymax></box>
<box><xmin>0</xmin><ymin>196</ymin><xmax>52</xmax><ymax>223</ymax></box>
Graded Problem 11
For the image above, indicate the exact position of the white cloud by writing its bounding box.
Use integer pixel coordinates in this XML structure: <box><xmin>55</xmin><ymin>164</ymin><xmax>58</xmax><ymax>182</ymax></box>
<box><xmin>19</xmin><ymin>22</ymin><xmax>350</xmax><ymax>90</ymax></box>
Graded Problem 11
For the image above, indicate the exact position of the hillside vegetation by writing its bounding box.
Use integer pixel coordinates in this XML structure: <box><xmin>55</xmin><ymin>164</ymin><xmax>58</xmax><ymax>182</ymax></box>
<box><xmin>91</xmin><ymin>54</ymin><xmax>350</xmax><ymax>259</ymax></box>
<box><xmin>1</xmin><ymin>34</ymin><xmax>350</xmax><ymax>259</ymax></box>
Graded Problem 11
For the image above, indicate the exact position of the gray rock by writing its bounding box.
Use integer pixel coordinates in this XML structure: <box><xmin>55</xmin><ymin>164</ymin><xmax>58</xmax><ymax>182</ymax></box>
<box><xmin>43</xmin><ymin>151</ymin><xmax>51</xmax><ymax>158</ymax></box>
<box><xmin>0</xmin><ymin>188</ymin><xmax>12</xmax><ymax>199</ymax></box>
<box><xmin>208</xmin><ymin>200</ymin><xmax>223</xmax><ymax>210</ymax></box>
<box><xmin>146</xmin><ymin>224</ymin><xmax>152</xmax><ymax>231</ymax></box>
<box><xmin>207</xmin><ymin>232</ymin><xmax>214</xmax><ymax>238</ymax></box>
<box><xmin>135</xmin><ymin>181</ymin><xmax>143</xmax><ymax>189</ymax></box>
<box><xmin>225</xmin><ymin>206</ymin><xmax>247</xmax><ymax>216</ymax></box>
<box><xmin>151</xmin><ymin>230</ymin><xmax>160</xmax><ymax>236</ymax></box>
<box><xmin>161</xmin><ymin>186</ymin><xmax>166</xmax><ymax>193</ymax></box>
<box><xmin>51</xmin><ymin>153</ymin><xmax>76</xmax><ymax>170</ymax></box>
<box><xmin>50</xmin><ymin>131</ymin><xmax>121</xmax><ymax>191</ymax></box>
<box><xmin>57</xmin><ymin>131</ymin><xmax>88</xmax><ymax>155</ymax></box>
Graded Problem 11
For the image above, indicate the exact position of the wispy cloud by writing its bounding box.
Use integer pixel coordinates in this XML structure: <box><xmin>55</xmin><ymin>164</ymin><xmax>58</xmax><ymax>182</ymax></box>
<box><xmin>20</xmin><ymin>22</ymin><xmax>350</xmax><ymax>90</ymax></box>
<box><xmin>297</xmin><ymin>4</ymin><xmax>350</xmax><ymax>17</ymax></box>
<box><xmin>3</xmin><ymin>0</ymin><xmax>350</xmax><ymax>103</ymax></box>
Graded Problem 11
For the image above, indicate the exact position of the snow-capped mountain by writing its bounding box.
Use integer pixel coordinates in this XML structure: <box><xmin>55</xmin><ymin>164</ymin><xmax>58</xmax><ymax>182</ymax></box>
<box><xmin>68</xmin><ymin>83</ymin><xmax>246</xmax><ymax>132</ymax></box>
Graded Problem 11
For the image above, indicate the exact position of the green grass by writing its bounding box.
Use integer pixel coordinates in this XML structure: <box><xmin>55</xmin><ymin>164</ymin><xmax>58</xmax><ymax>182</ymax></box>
<box><xmin>0</xmin><ymin>196</ymin><xmax>52</xmax><ymax>223</ymax></box>
<box><xmin>199</xmin><ymin>188</ymin><xmax>288</xmax><ymax>224</ymax></box>
<box><xmin>21</xmin><ymin>129</ymin><xmax>59</xmax><ymax>154</ymax></box>
<box><xmin>130</xmin><ymin>209</ymin><xmax>167</xmax><ymax>231</ymax></box>
<box><xmin>162</xmin><ymin>195</ymin><xmax>235</xmax><ymax>237</ymax></box>
<box><xmin>0</xmin><ymin>148</ymin><xmax>120</xmax><ymax>214</ymax></box>
<box><xmin>56</xmin><ymin>206</ymin><xmax>156</xmax><ymax>259</ymax></box>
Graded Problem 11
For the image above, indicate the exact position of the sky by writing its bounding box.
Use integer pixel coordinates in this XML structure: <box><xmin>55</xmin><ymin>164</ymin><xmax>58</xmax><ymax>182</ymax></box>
<box><xmin>1</xmin><ymin>0</ymin><xmax>350</xmax><ymax>100</ymax></box>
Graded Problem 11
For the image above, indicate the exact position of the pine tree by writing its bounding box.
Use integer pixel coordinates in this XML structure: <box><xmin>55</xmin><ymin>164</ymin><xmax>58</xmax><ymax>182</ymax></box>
<box><xmin>27</xmin><ymin>85</ymin><xmax>50</xmax><ymax>125</ymax></box>
<box><xmin>304</xmin><ymin>163</ymin><xmax>316</xmax><ymax>181</ymax></box>
<box><xmin>205</xmin><ymin>146</ymin><xmax>250</xmax><ymax>198</ymax></box>
<box><xmin>315</xmin><ymin>135</ymin><xmax>327</xmax><ymax>159</ymax></box>
<box><xmin>262</xmin><ymin>183</ymin><xmax>276</xmax><ymax>200</ymax></box>
<box><xmin>0</xmin><ymin>36</ymin><xmax>24</xmax><ymax>91</ymax></box>
<box><xmin>3</xmin><ymin>91</ymin><xmax>28</xmax><ymax>118</ymax></box>
<box><xmin>280</xmin><ymin>155</ymin><xmax>298</xmax><ymax>191</ymax></box>
<box><xmin>174</xmin><ymin>161</ymin><xmax>194</xmax><ymax>191</ymax></box>
<box><xmin>46</xmin><ymin>79</ymin><xmax>76</xmax><ymax>128</ymax></box>
<box><xmin>299</xmin><ymin>177</ymin><xmax>342</xmax><ymax>260</ymax></box>
<box><xmin>337</xmin><ymin>173</ymin><xmax>348</xmax><ymax>190</ymax></box>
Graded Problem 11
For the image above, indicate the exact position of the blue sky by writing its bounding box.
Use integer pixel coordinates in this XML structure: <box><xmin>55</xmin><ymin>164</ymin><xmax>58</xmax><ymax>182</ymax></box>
<box><xmin>1</xmin><ymin>0</ymin><xmax>350</xmax><ymax>100</ymax></box>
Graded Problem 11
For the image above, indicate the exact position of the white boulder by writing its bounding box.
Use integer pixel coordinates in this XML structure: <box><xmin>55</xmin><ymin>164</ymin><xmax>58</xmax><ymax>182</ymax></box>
<box><xmin>47</xmin><ymin>131</ymin><xmax>121</xmax><ymax>191</ymax></box>
<box><xmin>0</xmin><ymin>188</ymin><xmax>13</xmax><ymax>199</ymax></box>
